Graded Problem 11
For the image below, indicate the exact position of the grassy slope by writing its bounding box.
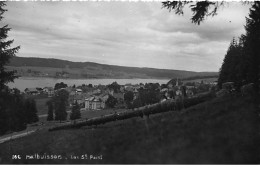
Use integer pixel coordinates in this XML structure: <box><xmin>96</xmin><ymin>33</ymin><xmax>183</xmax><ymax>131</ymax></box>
<box><xmin>0</xmin><ymin>95</ymin><xmax>258</xmax><ymax>164</ymax></box>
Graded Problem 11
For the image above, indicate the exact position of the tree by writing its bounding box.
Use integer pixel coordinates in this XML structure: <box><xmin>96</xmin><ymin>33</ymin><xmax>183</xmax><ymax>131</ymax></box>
<box><xmin>132</xmin><ymin>97</ymin><xmax>142</xmax><ymax>109</ymax></box>
<box><xmin>124</xmin><ymin>91</ymin><xmax>134</xmax><ymax>108</ymax></box>
<box><xmin>0</xmin><ymin>2</ymin><xmax>20</xmax><ymax>90</ymax></box>
<box><xmin>46</xmin><ymin>99</ymin><xmax>54</xmax><ymax>121</ymax></box>
<box><xmin>105</xmin><ymin>95</ymin><xmax>118</xmax><ymax>108</ymax></box>
<box><xmin>108</xmin><ymin>82</ymin><xmax>120</xmax><ymax>93</ymax></box>
<box><xmin>54</xmin><ymin>82</ymin><xmax>67</xmax><ymax>90</ymax></box>
<box><xmin>24</xmin><ymin>98</ymin><xmax>39</xmax><ymax>124</ymax></box>
<box><xmin>53</xmin><ymin>89</ymin><xmax>69</xmax><ymax>122</ymax></box>
<box><xmin>217</xmin><ymin>2</ymin><xmax>260</xmax><ymax>93</ymax></box>
<box><xmin>162</xmin><ymin>1</ymin><xmax>259</xmax><ymax>97</ymax></box>
<box><xmin>161</xmin><ymin>84</ymin><xmax>168</xmax><ymax>89</ymax></box>
<box><xmin>218</xmin><ymin>38</ymin><xmax>245</xmax><ymax>90</ymax></box>
<box><xmin>167</xmin><ymin>78</ymin><xmax>182</xmax><ymax>87</ymax></box>
<box><xmin>0</xmin><ymin>88</ymin><xmax>27</xmax><ymax>134</ymax></box>
<box><xmin>70</xmin><ymin>101</ymin><xmax>81</xmax><ymax>121</ymax></box>
<box><xmin>0</xmin><ymin>2</ymin><xmax>22</xmax><ymax>135</ymax></box>
<box><xmin>243</xmin><ymin>2</ymin><xmax>260</xmax><ymax>97</ymax></box>
<box><xmin>162</xmin><ymin>1</ymin><xmax>226</xmax><ymax>25</ymax></box>
<box><xmin>138</xmin><ymin>85</ymin><xmax>160</xmax><ymax>106</ymax></box>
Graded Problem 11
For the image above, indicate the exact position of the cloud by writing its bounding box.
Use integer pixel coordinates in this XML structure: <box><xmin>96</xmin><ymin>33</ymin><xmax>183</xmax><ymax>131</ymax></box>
<box><xmin>148</xmin><ymin>2</ymin><xmax>249</xmax><ymax>41</ymax></box>
<box><xmin>3</xmin><ymin>1</ymin><xmax>251</xmax><ymax>72</ymax></box>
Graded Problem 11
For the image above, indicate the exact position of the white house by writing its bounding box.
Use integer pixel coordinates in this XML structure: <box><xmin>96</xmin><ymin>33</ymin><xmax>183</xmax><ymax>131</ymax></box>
<box><xmin>85</xmin><ymin>96</ymin><xmax>105</xmax><ymax>110</ymax></box>
<box><xmin>43</xmin><ymin>87</ymin><xmax>54</xmax><ymax>97</ymax></box>
<box><xmin>76</xmin><ymin>89</ymin><xmax>83</xmax><ymax>95</ymax></box>
<box><xmin>25</xmin><ymin>88</ymin><xmax>40</xmax><ymax>95</ymax></box>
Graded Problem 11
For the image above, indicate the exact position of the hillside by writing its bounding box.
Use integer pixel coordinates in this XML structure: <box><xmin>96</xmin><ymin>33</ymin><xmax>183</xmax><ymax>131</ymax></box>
<box><xmin>7</xmin><ymin>56</ymin><xmax>218</xmax><ymax>79</ymax></box>
<box><xmin>0</xmin><ymin>94</ymin><xmax>258</xmax><ymax>164</ymax></box>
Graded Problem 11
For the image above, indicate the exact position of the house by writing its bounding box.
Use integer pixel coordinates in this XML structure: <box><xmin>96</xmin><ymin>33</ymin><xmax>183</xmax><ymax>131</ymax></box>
<box><xmin>124</xmin><ymin>83</ymin><xmax>132</xmax><ymax>88</ymax></box>
<box><xmin>73</xmin><ymin>94</ymin><xmax>85</xmax><ymax>107</ymax></box>
<box><xmin>100</xmin><ymin>94</ymin><xmax>109</xmax><ymax>102</ymax></box>
<box><xmin>125</xmin><ymin>86</ymin><xmax>134</xmax><ymax>92</ymax></box>
<box><xmin>85</xmin><ymin>96</ymin><xmax>105</xmax><ymax>110</ymax></box>
<box><xmin>92</xmin><ymin>89</ymin><xmax>101</xmax><ymax>95</ymax></box>
<box><xmin>186</xmin><ymin>85</ymin><xmax>195</xmax><ymax>90</ymax></box>
<box><xmin>160</xmin><ymin>88</ymin><xmax>168</xmax><ymax>93</ymax></box>
<box><xmin>76</xmin><ymin>88</ymin><xmax>83</xmax><ymax>95</ymax></box>
<box><xmin>43</xmin><ymin>87</ymin><xmax>54</xmax><ymax>97</ymax></box>
<box><xmin>25</xmin><ymin>88</ymin><xmax>39</xmax><ymax>95</ymax></box>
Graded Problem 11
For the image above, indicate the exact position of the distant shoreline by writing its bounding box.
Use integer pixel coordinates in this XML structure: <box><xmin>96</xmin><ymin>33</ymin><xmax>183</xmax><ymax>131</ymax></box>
<box><xmin>16</xmin><ymin>76</ymin><xmax>171</xmax><ymax>80</ymax></box>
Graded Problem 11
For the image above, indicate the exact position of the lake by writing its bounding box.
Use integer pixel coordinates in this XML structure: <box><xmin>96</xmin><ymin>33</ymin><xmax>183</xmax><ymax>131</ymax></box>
<box><xmin>8</xmin><ymin>77</ymin><xmax>170</xmax><ymax>91</ymax></box>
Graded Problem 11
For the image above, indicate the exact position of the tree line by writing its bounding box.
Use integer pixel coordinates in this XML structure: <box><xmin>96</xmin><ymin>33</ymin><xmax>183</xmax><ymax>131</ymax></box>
<box><xmin>163</xmin><ymin>1</ymin><xmax>260</xmax><ymax>99</ymax></box>
<box><xmin>46</xmin><ymin>88</ymin><xmax>82</xmax><ymax>122</ymax></box>
<box><xmin>218</xmin><ymin>2</ymin><xmax>260</xmax><ymax>94</ymax></box>
<box><xmin>0</xmin><ymin>2</ymin><xmax>38</xmax><ymax>135</ymax></box>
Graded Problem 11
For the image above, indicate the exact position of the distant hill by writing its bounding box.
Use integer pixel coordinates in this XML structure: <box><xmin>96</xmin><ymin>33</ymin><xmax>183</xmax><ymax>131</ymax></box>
<box><xmin>7</xmin><ymin>56</ymin><xmax>218</xmax><ymax>79</ymax></box>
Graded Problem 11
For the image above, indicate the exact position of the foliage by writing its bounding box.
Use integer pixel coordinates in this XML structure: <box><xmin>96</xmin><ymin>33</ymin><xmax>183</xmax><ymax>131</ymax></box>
<box><xmin>24</xmin><ymin>98</ymin><xmax>39</xmax><ymax>124</ymax></box>
<box><xmin>134</xmin><ymin>84</ymin><xmax>160</xmax><ymax>108</ymax></box>
<box><xmin>105</xmin><ymin>95</ymin><xmax>118</xmax><ymax>108</ymax></box>
<box><xmin>162</xmin><ymin>1</ymin><xmax>259</xmax><ymax>100</ymax></box>
<box><xmin>243</xmin><ymin>2</ymin><xmax>260</xmax><ymax>95</ymax></box>
<box><xmin>53</xmin><ymin>89</ymin><xmax>69</xmax><ymax>121</ymax></box>
<box><xmin>46</xmin><ymin>99</ymin><xmax>54</xmax><ymax>121</ymax></box>
<box><xmin>124</xmin><ymin>91</ymin><xmax>134</xmax><ymax>108</ymax></box>
<box><xmin>0</xmin><ymin>2</ymin><xmax>20</xmax><ymax>90</ymax></box>
<box><xmin>0</xmin><ymin>88</ymin><xmax>27</xmax><ymax>135</ymax></box>
<box><xmin>107</xmin><ymin>82</ymin><xmax>121</xmax><ymax>93</ymax></box>
<box><xmin>218</xmin><ymin>2</ymin><xmax>260</xmax><ymax>94</ymax></box>
<box><xmin>70</xmin><ymin>102</ymin><xmax>81</xmax><ymax>120</ymax></box>
<box><xmin>161</xmin><ymin>84</ymin><xmax>168</xmax><ymax>89</ymax></box>
<box><xmin>50</xmin><ymin>91</ymin><xmax>216</xmax><ymax>131</ymax></box>
<box><xmin>0</xmin><ymin>2</ymin><xmax>24</xmax><ymax>135</ymax></box>
<box><xmin>54</xmin><ymin>82</ymin><xmax>67</xmax><ymax>90</ymax></box>
<box><xmin>167</xmin><ymin>78</ymin><xmax>182</xmax><ymax>87</ymax></box>
<box><xmin>0</xmin><ymin>94</ymin><xmax>258</xmax><ymax>164</ymax></box>
<box><xmin>162</xmin><ymin>1</ymin><xmax>225</xmax><ymax>25</ymax></box>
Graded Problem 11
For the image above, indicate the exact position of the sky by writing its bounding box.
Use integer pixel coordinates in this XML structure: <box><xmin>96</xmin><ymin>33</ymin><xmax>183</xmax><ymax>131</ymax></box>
<box><xmin>2</xmin><ymin>1</ymin><xmax>251</xmax><ymax>72</ymax></box>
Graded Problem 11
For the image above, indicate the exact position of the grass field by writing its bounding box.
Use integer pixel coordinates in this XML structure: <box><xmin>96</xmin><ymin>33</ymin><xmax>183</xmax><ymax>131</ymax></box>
<box><xmin>0</xmin><ymin>94</ymin><xmax>258</xmax><ymax>164</ymax></box>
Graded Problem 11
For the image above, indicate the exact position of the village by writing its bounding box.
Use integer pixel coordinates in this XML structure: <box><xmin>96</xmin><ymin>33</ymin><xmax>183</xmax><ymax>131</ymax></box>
<box><xmin>23</xmin><ymin>79</ymin><xmax>218</xmax><ymax>113</ymax></box>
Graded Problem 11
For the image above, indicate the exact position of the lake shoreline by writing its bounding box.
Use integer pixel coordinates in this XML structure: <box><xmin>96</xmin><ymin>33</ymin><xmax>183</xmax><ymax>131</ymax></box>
<box><xmin>8</xmin><ymin>77</ymin><xmax>170</xmax><ymax>91</ymax></box>
<box><xmin>16</xmin><ymin>76</ymin><xmax>171</xmax><ymax>80</ymax></box>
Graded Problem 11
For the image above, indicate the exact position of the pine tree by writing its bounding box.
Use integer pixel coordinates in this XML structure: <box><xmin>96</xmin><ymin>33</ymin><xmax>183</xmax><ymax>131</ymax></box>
<box><xmin>244</xmin><ymin>2</ymin><xmax>260</xmax><ymax>95</ymax></box>
<box><xmin>0</xmin><ymin>2</ymin><xmax>21</xmax><ymax>134</ymax></box>
<box><xmin>0</xmin><ymin>2</ymin><xmax>20</xmax><ymax>90</ymax></box>
<box><xmin>46</xmin><ymin>100</ymin><xmax>54</xmax><ymax>121</ymax></box>
<box><xmin>70</xmin><ymin>101</ymin><xmax>81</xmax><ymax>121</ymax></box>
<box><xmin>24</xmin><ymin>98</ymin><xmax>39</xmax><ymax>124</ymax></box>
<box><xmin>53</xmin><ymin>89</ymin><xmax>69</xmax><ymax>122</ymax></box>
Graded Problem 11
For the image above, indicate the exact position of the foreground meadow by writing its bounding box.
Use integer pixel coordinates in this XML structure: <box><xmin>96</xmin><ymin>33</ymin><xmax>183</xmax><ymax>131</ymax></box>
<box><xmin>0</xmin><ymin>94</ymin><xmax>258</xmax><ymax>164</ymax></box>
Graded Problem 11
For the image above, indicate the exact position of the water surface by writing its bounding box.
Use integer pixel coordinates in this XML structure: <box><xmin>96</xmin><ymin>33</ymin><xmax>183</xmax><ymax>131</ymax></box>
<box><xmin>8</xmin><ymin>77</ymin><xmax>169</xmax><ymax>91</ymax></box>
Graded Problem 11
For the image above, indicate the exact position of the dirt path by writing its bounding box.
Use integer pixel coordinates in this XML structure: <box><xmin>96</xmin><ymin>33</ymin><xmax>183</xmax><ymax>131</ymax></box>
<box><xmin>0</xmin><ymin>130</ymin><xmax>37</xmax><ymax>144</ymax></box>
